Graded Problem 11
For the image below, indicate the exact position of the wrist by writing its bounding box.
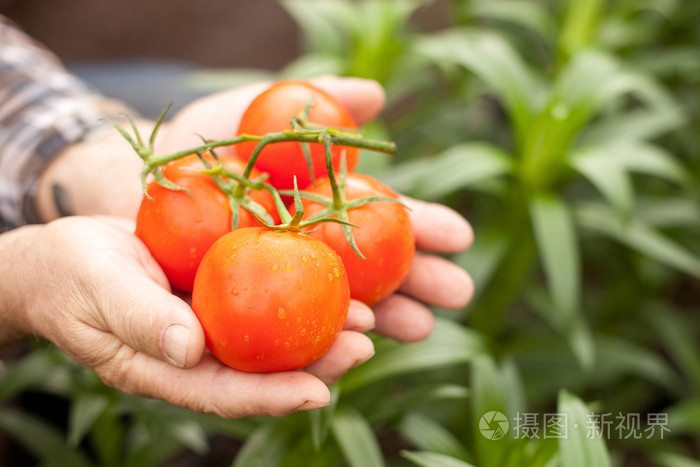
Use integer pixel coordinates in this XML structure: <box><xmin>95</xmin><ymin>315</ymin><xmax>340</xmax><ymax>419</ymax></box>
<box><xmin>0</xmin><ymin>224</ymin><xmax>42</xmax><ymax>344</ymax></box>
<box><xmin>35</xmin><ymin>117</ymin><xmax>155</xmax><ymax>222</ymax></box>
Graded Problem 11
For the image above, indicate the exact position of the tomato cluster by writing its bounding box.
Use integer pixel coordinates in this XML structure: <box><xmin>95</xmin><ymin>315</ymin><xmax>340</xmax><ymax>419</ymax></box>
<box><xmin>134</xmin><ymin>80</ymin><xmax>414</xmax><ymax>373</ymax></box>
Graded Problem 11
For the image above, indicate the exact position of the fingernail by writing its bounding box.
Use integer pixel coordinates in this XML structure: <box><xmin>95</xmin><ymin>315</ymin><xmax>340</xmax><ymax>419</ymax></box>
<box><xmin>295</xmin><ymin>400</ymin><xmax>328</xmax><ymax>412</ymax></box>
<box><xmin>163</xmin><ymin>324</ymin><xmax>190</xmax><ymax>368</ymax></box>
<box><xmin>352</xmin><ymin>349</ymin><xmax>375</xmax><ymax>369</ymax></box>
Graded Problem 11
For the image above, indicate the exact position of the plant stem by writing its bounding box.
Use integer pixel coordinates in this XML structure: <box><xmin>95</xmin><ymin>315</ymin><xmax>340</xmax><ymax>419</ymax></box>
<box><xmin>148</xmin><ymin>131</ymin><xmax>397</xmax><ymax>168</ymax></box>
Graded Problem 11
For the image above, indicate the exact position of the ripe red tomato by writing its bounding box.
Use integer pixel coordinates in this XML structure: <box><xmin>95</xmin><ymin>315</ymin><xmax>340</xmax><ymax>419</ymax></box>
<box><xmin>300</xmin><ymin>173</ymin><xmax>415</xmax><ymax>306</ymax></box>
<box><xmin>192</xmin><ymin>227</ymin><xmax>350</xmax><ymax>372</ymax></box>
<box><xmin>135</xmin><ymin>154</ymin><xmax>278</xmax><ymax>293</ymax></box>
<box><xmin>234</xmin><ymin>80</ymin><xmax>359</xmax><ymax>192</ymax></box>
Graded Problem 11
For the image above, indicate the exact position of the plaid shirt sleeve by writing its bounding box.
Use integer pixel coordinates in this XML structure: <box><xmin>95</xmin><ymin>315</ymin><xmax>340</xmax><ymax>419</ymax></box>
<box><xmin>0</xmin><ymin>15</ymin><xmax>134</xmax><ymax>232</ymax></box>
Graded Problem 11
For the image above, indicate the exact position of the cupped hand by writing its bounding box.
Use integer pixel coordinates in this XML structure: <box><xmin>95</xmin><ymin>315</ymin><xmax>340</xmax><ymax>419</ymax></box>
<box><xmin>165</xmin><ymin>76</ymin><xmax>475</xmax><ymax>342</ymax></box>
<box><xmin>36</xmin><ymin>75</ymin><xmax>474</xmax><ymax>346</ymax></box>
<box><xmin>4</xmin><ymin>216</ymin><xmax>374</xmax><ymax>418</ymax></box>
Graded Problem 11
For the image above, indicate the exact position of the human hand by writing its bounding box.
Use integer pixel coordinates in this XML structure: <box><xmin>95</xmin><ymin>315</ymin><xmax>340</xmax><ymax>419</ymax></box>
<box><xmin>35</xmin><ymin>75</ymin><xmax>474</xmax><ymax>344</ymax></box>
<box><xmin>157</xmin><ymin>76</ymin><xmax>475</xmax><ymax>342</ymax></box>
<box><xmin>0</xmin><ymin>216</ymin><xmax>375</xmax><ymax>417</ymax></box>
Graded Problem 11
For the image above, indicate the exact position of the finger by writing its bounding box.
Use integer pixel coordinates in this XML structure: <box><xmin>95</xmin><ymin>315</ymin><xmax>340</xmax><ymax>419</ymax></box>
<box><xmin>310</xmin><ymin>76</ymin><xmax>387</xmax><ymax>125</ymax></box>
<box><xmin>161</xmin><ymin>81</ymin><xmax>271</xmax><ymax>150</ymax></box>
<box><xmin>303</xmin><ymin>331</ymin><xmax>375</xmax><ymax>386</ymax></box>
<box><xmin>372</xmin><ymin>294</ymin><xmax>436</xmax><ymax>342</ymax></box>
<box><xmin>400</xmin><ymin>252</ymin><xmax>474</xmax><ymax>309</ymax></box>
<box><xmin>344</xmin><ymin>299</ymin><xmax>376</xmax><ymax>332</ymax></box>
<box><xmin>89</xmin><ymin>273</ymin><xmax>206</xmax><ymax>370</ymax></box>
<box><xmin>402</xmin><ymin>197</ymin><xmax>474</xmax><ymax>253</ymax></box>
<box><xmin>96</xmin><ymin>216</ymin><xmax>173</xmax><ymax>292</ymax></box>
<box><xmin>95</xmin><ymin>352</ymin><xmax>331</xmax><ymax>418</ymax></box>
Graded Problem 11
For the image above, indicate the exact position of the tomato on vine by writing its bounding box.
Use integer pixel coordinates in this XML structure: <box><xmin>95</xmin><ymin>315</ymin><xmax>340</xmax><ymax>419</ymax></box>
<box><xmin>299</xmin><ymin>173</ymin><xmax>415</xmax><ymax>306</ymax></box>
<box><xmin>233</xmin><ymin>80</ymin><xmax>359</xmax><ymax>192</ymax></box>
<box><xmin>135</xmin><ymin>154</ymin><xmax>277</xmax><ymax>292</ymax></box>
<box><xmin>192</xmin><ymin>227</ymin><xmax>350</xmax><ymax>373</ymax></box>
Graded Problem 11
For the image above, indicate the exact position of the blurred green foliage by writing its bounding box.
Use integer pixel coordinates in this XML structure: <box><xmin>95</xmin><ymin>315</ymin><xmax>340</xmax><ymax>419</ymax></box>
<box><xmin>1</xmin><ymin>0</ymin><xmax>699</xmax><ymax>465</ymax></box>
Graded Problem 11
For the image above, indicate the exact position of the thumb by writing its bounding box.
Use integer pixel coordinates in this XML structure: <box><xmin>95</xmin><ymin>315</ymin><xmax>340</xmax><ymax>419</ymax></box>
<box><xmin>92</xmin><ymin>270</ymin><xmax>207</xmax><ymax>369</ymax></box>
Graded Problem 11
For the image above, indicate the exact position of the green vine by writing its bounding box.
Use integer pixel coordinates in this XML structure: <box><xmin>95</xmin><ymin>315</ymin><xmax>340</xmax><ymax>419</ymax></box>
<box><xmin>109</xmin><ymin>101</ymin><xmax>401</xmax><ymax>253</ymax></box>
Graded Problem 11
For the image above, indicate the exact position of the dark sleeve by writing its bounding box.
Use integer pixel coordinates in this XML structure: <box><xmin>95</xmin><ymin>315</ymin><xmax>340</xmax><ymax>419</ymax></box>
<box><xmin>0</xmin><ymin>15</ymin><xmax>133</xmax><ymax>231</ymax></box>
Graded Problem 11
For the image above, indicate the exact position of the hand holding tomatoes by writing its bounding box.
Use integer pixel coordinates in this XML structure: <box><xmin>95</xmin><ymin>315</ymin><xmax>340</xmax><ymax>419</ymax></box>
<box><xmin>127</xmin><ymin>77</ymin><xmax>474</xmax><ymax>368</ymax></box>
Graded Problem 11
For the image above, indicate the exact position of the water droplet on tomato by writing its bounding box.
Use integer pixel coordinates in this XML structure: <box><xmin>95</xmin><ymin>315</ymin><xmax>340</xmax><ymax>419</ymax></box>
<box><xmin>277</xmin><ymin>307</ymin><xmax>286</xmax><ymax>319</ymax></box>
<box><xmin>328</xmin><ymin>273</ymin><xmax>333</xmax><ymax>282</ymax></box>
<box><xmin>300</xmin><ymin>328</ymin><xmax>307</xmax><ymax>336</ymax></box>
<box><xmin>333</xmin><ymin>267</ymin><xmax>340</xmax><ymax>277</ymax></box>
<box><xmin>189</xmin><ymin>247</ymin><xmax>198</xmax><ymax>258</ymax></box>
<box><xmin>310</xmin><ymin>252</ymin><xmax>316</xmax><ymax>259</ymax></box>
<box><xmin>243</xmin><ymin>335</ymin><xmax>250</xmax><ymax>343</ymax></box>
<box><xmin>286</xmin><ymin>262</ymin><xmax>293</xmax><ymax>271</ymax></box>
<box><xmin>271</xmin><ymin>263</ymin><xmax>279</xmax><ymax>272</ymax></box>
<box><xmin>301</xmin><ymin>255</ymin><xmax>308</xmax><ymax>263</ymax></box>
<box><xmin>284</xmin><ymin>341</ymin><xmax>291</xmax><ymax>349</ymax></box>
<box><xmin>231</xmin><ymin>287</ymin><xmax>239</xmax><ymax>296</ymax></box>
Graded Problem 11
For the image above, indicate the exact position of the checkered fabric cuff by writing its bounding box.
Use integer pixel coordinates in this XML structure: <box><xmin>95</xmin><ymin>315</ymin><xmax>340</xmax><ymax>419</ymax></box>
<box><xmin>0</xmin><ymin>15</ymin><xmax>134</xmax><ymax>232</ymax></box>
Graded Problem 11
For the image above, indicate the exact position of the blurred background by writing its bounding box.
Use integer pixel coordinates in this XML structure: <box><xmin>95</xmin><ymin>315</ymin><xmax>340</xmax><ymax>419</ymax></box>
<box><xmin>1</xmin><ymin>1</ymin><xmax>699</xmax><ymax>466</ymax></box>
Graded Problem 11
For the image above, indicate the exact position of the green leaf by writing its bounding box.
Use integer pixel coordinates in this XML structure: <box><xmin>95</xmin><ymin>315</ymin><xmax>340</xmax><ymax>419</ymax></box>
<box><xmin>557</xmin><ymin>390</ymin><xmax>612</xmax><ymax>467</ymax></box>
<box><xmin>414</xmin><ymin>143</ymin><xmax>513</xmax><ymax>200</ymax></box>
<box><xmin>401</xmin><ymin>450</ymin><xmax>476</xmax><ymax>467</ymax></box>
<box><xmin>558</xmin><ymin>0</ymin><xmax>605</xmax><ymax>60</ymax></box>
<box><xmin>377</xmin><ymin>143</ymin><xmax>512</xmax><ymax>200</ymax></box>
<box><xmin>340</xmin><ymin>318</ymin><xmax>486</xmax><ymax>392</ymax></box>
<box><xmin>68</xmin><ymin>392</ymin><xmax>110</xmax><ymax>446</ymax></box>
<box><xmin>331</xmin><ymin>405</ymin><xmax>385</xmax><ymax>467</ymax></box>
<box><xmin>471</xmin><ymin>356</ymin><xmax>518</xmax><ymax>467</ymax></box>
<box><xmin>452</xmin><ymin>227</ymin><xmax>510</xmax><ymax>303</ymax></box>
<box><xmin>280</xmin><ymin>0</ymin><xmax>352</xmax><ymax>56</ymax></box>
<box><xmin>646</xmin><ymin>306</ymin><xmax>700</xmax><ymax>394</ymax></box>
<box><xmin>347</xmin><ymin>0</ymin><xmax>423</xmax><ymax>82</ymax></box>
<box><xmin>530</xmin><ymin>193</ymin><xmax>581</xmax><ymax>324</ymax></box>
<box><xmin>399</xmin><ymin>412</ymin><xmax>472</xmax><ymax>461</ymax></box>
<box><xmin>525</xmin><ymin>289</ymin><xmax>595</xmax><ymax>369</ymax></box>
<box><xmin>612</xmin><ymin>141</ymin><xmax>693</xmax><ymax>188</ymax></box>
<box><xmin>576</xmin><ymin>202</ymin><xmax>700</xmax><ymax>277</ymax></box>
<box><xmin>280</xmin><ymin>53</ymin><xmax>345</xmax><ymax>80</ymax></box>
<box><xmin>579</xmin><ymin>106</ymin><xmax>684</xmax><ymax>145</ymax></box>
<box><xmin>232</xmin><ymin>420</ymin><xmax>293</xmax><ymax>467</ymax></box>
<box><xmin>368</xmin><ymin>384</ymin><xmax>469</xmax><ymax>424</ymax></box>
<box><xmin>637</xmin><ymin>196</ymin><xmax>700</xmax><ymax>228</ymax></box>
<box><xmin>376</xmin><ymin>157</ymin><xmax>434</xmax><ymax>195</ymax></box>
<box><xmin>596</xmin><ymin>338</ymin><xmax>680</xmax><ymax>394</ymax></box>
<box><xmin>0</xmin><ymin>407</ymin><xmax>93</xmax><ymax>467</ymax></box>
<box><xmin>0</xmin><ymin>348</ymin><xmax>61</xmax><ymax>402</ymax></box>
<box><xmin>571</xmin><ymin>147</ymin><xmax>635</xmax><ymax>221</ymax></box>
<box><xmin>309</xmin><ymin>385</ymin><xmax>340</xmax><ymax>449</ymax></box>
<box><xmin>666</xmin><ymin>398</ymin><xmax>700</xmax><ymax>435</ymax></box>
<box><xmin>165</xmin><ymin>419</ymin><xmax>209</xmax><ymax>456</ymax></box>
<box><xmin>653</xmin><ymin>451</ymin><xmax>700</xmax><ymax>467</ymax></box>
<box><xmin>414</xmin><ymin>29</ymin><xmax>539</xmax><ymax>140</ymax></box>
<box><xmin>571</xmin><ymin>140</ymin><xmax>693</xmax><ymax>220</ymax></box>
<box><xmin>469</xmin><ymin>0</ymin><xmax>556</xmax><ymax>43</ymax></box>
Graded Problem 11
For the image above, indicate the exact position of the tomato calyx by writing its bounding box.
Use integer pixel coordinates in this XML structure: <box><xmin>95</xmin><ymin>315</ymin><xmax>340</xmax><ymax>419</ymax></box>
<box><xmin>283</xmin><ymin>141</ymin><xmax>407</xmax><ymax>260</ymax></box>
<box><xmin>191</xmin><ymin>147</ymin><xmax>277</xmax><ymax>229</ymax></box>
